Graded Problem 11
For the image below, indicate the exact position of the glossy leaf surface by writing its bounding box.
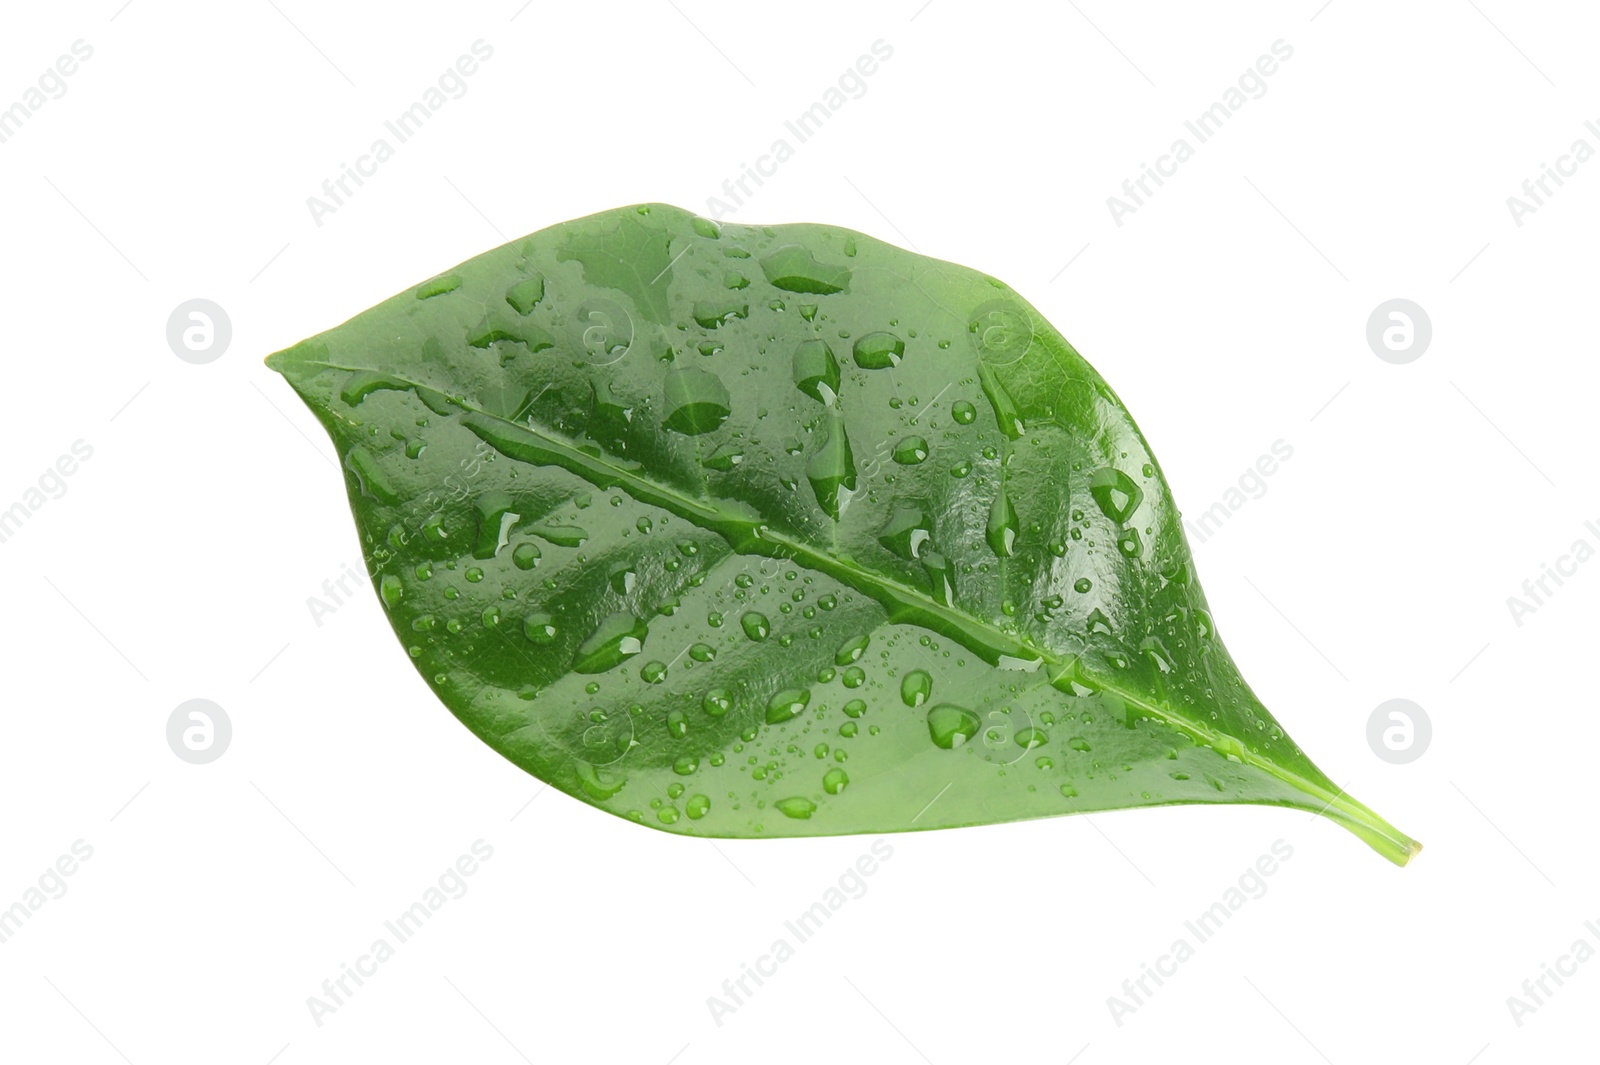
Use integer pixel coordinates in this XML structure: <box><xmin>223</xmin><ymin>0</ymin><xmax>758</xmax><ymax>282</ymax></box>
<box><xmin>267</xmin><ymin>204</ymin><xmax>1420</xmax><ymax>864</ymax></box>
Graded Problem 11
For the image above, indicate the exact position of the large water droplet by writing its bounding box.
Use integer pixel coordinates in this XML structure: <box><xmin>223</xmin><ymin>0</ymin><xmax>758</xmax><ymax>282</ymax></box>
<box><xmin>524</xmin><ymin>612</ymin><xmax>557</xmax><ymax>643</ymax></box>
<box><xmin>892</xmin><ymin>436</ymin><xmax>930</xmax><ymax>465</ymax></box>
<box><xmin>986</xmin><ymin>488</ymin><xmax>1019</xmax><ymax>558</ymax></box>
<box><xmin>878</xmin><ymin>506</ymin><xmax>931</xmax><ymax>560</ymax></box>
<box><xmin>921</xmin><ymin>551</ymin><xmax>956</xmax><ymax>606</ymax></box>
<box><xmin>806</xmin><ymin>417</ymin><xmax>857</xmax><ymax>519</ymax></box>
<box><xmin>608</xmin><ymin>562</ymin><xmax>637</xmax><ymax>595</ymax></box>
<box><xmin>792</xmin><ymin>339</ymin><xmax>841</xmax><ymax>405</ymax></box>
<box><xmin>760</xmin><ymin>245</ymin><xmax>851</xmax><ymax>294</ymax></box>
<box><xmin>822</xmin><ymin>768</ymin><xmax>849</xmax><ymax>795</ymax></box>
<box><xmin>504</xmin><ymin>275</ymin><xmax>544</xmax><ymax>315</ymax></box>
<box><xmin>852</xmin><ymin>331</ymin><xmax>905</xmax><ymax>369</ymax></box>
<box><xmin>702</xmin><ymin>442</ymin><xmax>744</xmax><ymax>471</ymax></box>
<box><xmin>1090</xmin><ymin>467</ymin><xmax>1143</xmax><ymax>524</ymax></box>
<box><xmin>740</xmin><ymin>611</ymin><xmax>771</xmax><ymax>641</ymax></box>
<box><xmin>691</xmin><ymin>301</ymin><xmax>748</xmax><ymax>328</ymax></box>
<box><xmin>662</xmin><ymin>367</ymin><xmax>731</xmax><ymax>436</ymax></box>
<box><xmin>528</xmin><ymin>523</ymin><xmax>588</xmax><ymax>548</ymax></box>
<box><xmin>776</xmin><ymin>796</ymin><xmax>817</xmax><ymax>819</ymax></box>
<box><xmin>901</xmin><ymin>669</ymin><xmax>933</xmax><ymax>707</ymax></box>
<box><xmin>1015</xmin><ymin>727</ymin><xmax>1049</xmax><ymax>749</ymax></box>
<box><xmin>765</xmin><ymin>688</ymin><xmax>811</xmax><ymax>724</ymax></box>
<box><xmin>834</xmin><ymin>634</ymin><xmax>870</xmax><ymax>666</ymax></box>
<box><xmin>976</xmin><ymin>362</ymin><xmax>1024</xmax><ymax>439</ymax></box>
<box><xmin>472</xmin><ymin>492</ymin><xmax>520</xmax><ymax>560</ymax></box>
<box><xmin>927</xmin><ymin>704</ymin><xmax>981</xmax><ymax>749</ymax></box>
<box><xmin>572</xmin><ymin>612</ymin><xmax>648</xmax><ymax>673</ymax></box>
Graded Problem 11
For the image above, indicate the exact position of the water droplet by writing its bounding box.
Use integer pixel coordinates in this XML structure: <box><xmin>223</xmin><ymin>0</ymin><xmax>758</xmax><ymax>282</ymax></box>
<box><xmin>689</xmin><ymin>642</ymin><xmax>716</xmax><ymax>662</ymax></box>
<box><xmin>571</xmin><ymin>612</ymin><xmax>648</xmax><ymax>673</ymax></box>
<box><xmin>900</xmin><ymin>669</ymin><xmax>933</xmax><ymax>707</ymax></box>
<box><xmin>608</xmin><ymin>563</ymin><xmax>637</xmax><ymax>595</ymax></box>
<box><xmin>760</xmin><ymin>245</ymin><xmax>851</xmax><ymax>294</ymax></box>
<box><xmin>952</xmin><ymin>400</ymin><xmax>977</xmax><ymax>425</ymax></box>
<box><xmin>843</xmin><ymin>698</ymin><xmax>867</xmax><ymax>718</ymax></box>
<box><xmin>687</xmin><ymin>794</ymin><xmax>711</xmax><ymax>819</ymax></box>
<box><xmin>1015</xmin><ymin>727</ymin><xmax>1049</xmax><ymax>749</ymax></box>
<box><xmin>792</xmin><ymin>339</ymin><xmax>841</xmax><ymax>405</ymax></box>
<box><xmin>471</xmin><ymin>492</ymin><xmax>521</xmax><ymax>559</ymax></box>
<box><xmin>529</xmin><ymin>523</ymin><xmax>587</xmax><ymax>548</ymax></box>
<box><xmin>415</xmin><ymin>274</ymin><xmax>462</xmax><ymax>299</ymax></box>
<box><xmin>641</xmin><ymin>660</ymin><xmax>668</xmax><ymax>684</ymax></box>
<box><xmin>806</xmin><ymin>417</ymin><xmax>857</xmax><ymax>519</ymax></box>
<box><xmin>893</xmin><ymin>436</ymin><xmax>930</xmax><ymax>465</ymax></box>
<box><xmin>702</xmin><ymin>441</ymin><xmax>744</xmax><ymax>471</ymax></box>
<box><xmin>834</xmin><ymin>634</ymin><xmax>870</xmax><ymax>666</ymax></box>
<box><xmin>921</xmin><ymin>552</ymin><xmax>956</xmax><ymax>605</ymax></box>
<box><xmin>504</xmin><ymin>275</ymin><xmax>544</xmax><ymax>314</ymax></box>
<box><xmin>740</xmin><ymin>611</ymin><xmax>771</xmax><ymax>641</ymax></box>
<box><xmin>852</xmin><ymin>331</ymin><xmax>905</xmax><ymax>369</ymax></box>
<box><xmin>1086</xmin><ymin>609</ymin><xmax>1112</xmax><ymax>637</ymax></box>
<box><xmin>523</xmin><ymin>612</ymin><xmax>557</xmax><ymax>643</ymax></box>
<box><xmin>379</xmin><ymin>575</ymin><xmax>403</xmax><ymax>608</ymax></box>
<box><xmin>878</xmin><ymin>506</ymin><xmax>931</xmax><ymax>560</ymax></box>
<box><xmin>691</xmin><ymin>301</ymin><xmax>748</xmax><ymax>328</ymax></box>
<box><xmin>1074</xmin><ymin>577</ymin><xmax>1092</xmax><ymax>594</ymax></box>
<box><xmin>842</xmin><ymin>666</ymin><xmax>866</xmax><ymax>688</ymax></box>
<box><xmin>927</xmin><ymin>704</ymin><xmax>981</xmax><ymax>749</ymax></box>
<box><xmin>765</xmin><ymin>688</ymin><xmax>811</xmax><ymax>724</ymax></box>
<box><xmin>1090</xmin><ymin>467</ymin><xmax>1143</xmax><ymax>524</ymax></box>
<box><xmin>986</xmin><ymin>489</ymin><xmax>1019</xmax><ymax>557</ymax></box>
<box><xmin>1140</xmin><ymin>636</ymin><xmax>1174</xmax><ymax>673</ymax></box>
<box><xmin>1117</xmin><ymin>528</ymin><xmax>1143</xmax><ymax>557</ymax></box>
<box><xmin>662</xmin><ymin>367</ymin><xmax>731</xmax><ymax>436</ymax></box>
<box><xmin>703</xmin><ymin>688</ymin><xmax>733</xmax><ymax>716</ymax></box>
<box><xmin>976</xmin><ymin>362</ymin><xmax>1024</xmax><ymax>438</ymax></box>
<box><xmin>776</xmin><ymin>796</ymin><xmax>817</xmax><ymax>819</ymax></box>
<box><xmin>1068</xmin><ymin>737</ymin><xmax>1091</xmax><ymax>752</ymax></box>
<box><xmin>822</xmin><ymin>768</ymin><xmax>849</xmax><ymax>794</ymax></box>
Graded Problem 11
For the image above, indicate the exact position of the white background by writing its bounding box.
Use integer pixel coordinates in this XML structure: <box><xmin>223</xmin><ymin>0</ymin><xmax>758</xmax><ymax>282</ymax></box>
<box><xmin>1</xmin><ymin>1</ymin><xmax>1594</xmax><ymax>1062</ymax></box>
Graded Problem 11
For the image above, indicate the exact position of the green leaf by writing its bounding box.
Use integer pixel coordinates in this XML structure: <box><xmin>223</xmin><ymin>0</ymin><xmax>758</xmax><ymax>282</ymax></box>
<box><xmin>267</xmin><ymin>203</ymin><xmax>1420</xmax><ymax>865</ymax></box>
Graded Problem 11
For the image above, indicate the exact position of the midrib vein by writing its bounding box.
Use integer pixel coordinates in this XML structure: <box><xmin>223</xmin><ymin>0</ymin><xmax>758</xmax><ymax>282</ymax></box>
<box><xmin>299</xmin><ymin>359</ymin><xmax>1350</xmax><ymax>814</ymax></box>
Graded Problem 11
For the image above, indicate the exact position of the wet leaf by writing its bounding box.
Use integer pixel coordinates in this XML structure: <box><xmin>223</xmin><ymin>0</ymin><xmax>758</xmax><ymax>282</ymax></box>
<box><xmin>267</xmin><ymin>203</ymin><xmax>1420</xmax><ymax>864</ymax></box>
